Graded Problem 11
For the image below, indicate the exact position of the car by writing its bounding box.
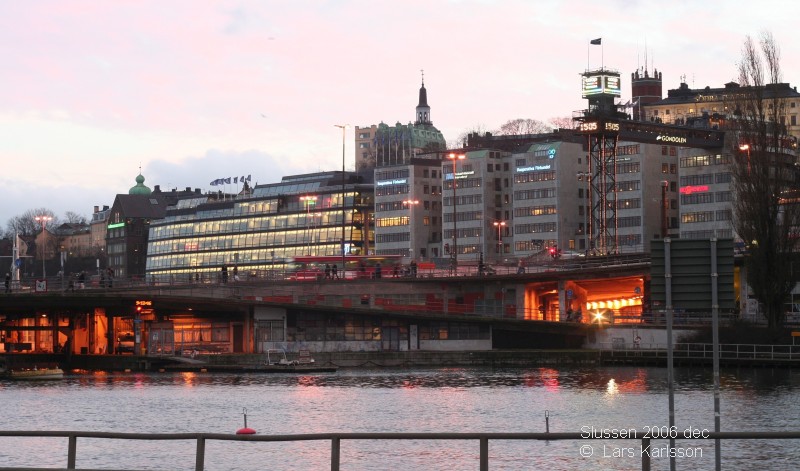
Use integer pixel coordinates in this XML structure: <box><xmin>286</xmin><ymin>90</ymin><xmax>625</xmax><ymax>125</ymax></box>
<box><xmin>117</xmin><ymin>333</ymin><xmax>135</xmax><ymax>354</ymax></box>
<box><xmin>560</xmin><ymin>250</ymin><xmax>587</xmax><ymax>260</ymax></box>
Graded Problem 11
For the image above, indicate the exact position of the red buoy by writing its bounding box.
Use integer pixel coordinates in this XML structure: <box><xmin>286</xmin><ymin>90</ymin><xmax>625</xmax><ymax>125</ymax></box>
<box><xmin>236</xmin><ymin>408</ymin><xmax>256</xmax><ymax>435</ymax></box>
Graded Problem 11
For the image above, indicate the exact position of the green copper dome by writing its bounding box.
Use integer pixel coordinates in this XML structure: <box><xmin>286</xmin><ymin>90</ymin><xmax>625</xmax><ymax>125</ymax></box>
<box><xmin>129</xmin><ymin>173</ymin><xmax>152</xmax><ymax>195</ymax></box>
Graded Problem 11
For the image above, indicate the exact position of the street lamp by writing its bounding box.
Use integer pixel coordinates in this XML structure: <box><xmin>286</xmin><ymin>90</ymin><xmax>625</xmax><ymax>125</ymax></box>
<box><xmin>35</xmin><ymin>215</ymin><xmax>53</xmax><ymax>279</ymax></box>
<box><xmin>300</xmin><ymin>195</ymin><xmax>318</xmax><ymax>254</ymax></box>
<box><xmin>447</xmin><ymin>152</ymin><xmax>466</xmax><ymax>274</ymax></box>
<box><xmin>335</xmin><ymin>124</ymin><xmax>349</xmax><ymax>275</ymax></box>
<box><xmin>403</xmin><ymin>200</ymin><xmax>419</xmax><ymax>258</ymax></box>
<box><xmin>493</xmin><ymin>221</ymin><xmax>506</xmax><ymax>259</ymax></box>
<box><xmin>739</xmin><ymin>143</ymin><xmax>751</xmax><ymax>174</ymax></box>
<box><xmin>576</xmin><ymin>172</ymin><xmax>591</xmax><ymax>254</ymax></box>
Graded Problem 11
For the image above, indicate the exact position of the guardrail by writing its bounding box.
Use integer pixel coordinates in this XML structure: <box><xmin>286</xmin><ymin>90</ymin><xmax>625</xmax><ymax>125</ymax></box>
<box><xmin>599</xmin><ymin>342</ymin><xmax>800</xmax><ymax>360</ymax></box>
<box><xmin>1</xmin><ymin>430</ymin><xmax>799</xmax><ymax>471</ymax></box>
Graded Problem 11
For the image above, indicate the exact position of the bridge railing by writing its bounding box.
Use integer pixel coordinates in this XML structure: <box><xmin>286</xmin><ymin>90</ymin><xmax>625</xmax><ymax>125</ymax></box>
<box><xmin>597</xmin><ymin>342</ymin><xmax>800</xmax><ymax>360</ymax></box>
<box><xmin>1</xmin><ymin>429</ymin><xmax>799</xmax><ymax>471</ymax></box>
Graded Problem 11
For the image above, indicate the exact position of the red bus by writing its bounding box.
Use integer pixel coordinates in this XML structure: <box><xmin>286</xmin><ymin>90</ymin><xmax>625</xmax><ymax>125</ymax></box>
<box><xmin>286</xmin><ymin>255</ymin><xmax>404</xmax><ymax>281</ymax></box>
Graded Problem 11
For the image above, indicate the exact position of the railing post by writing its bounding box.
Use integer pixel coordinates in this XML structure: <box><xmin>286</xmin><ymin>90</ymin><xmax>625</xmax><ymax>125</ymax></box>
<box><xmin>641</xmin><ymin>437</ymin><xmax>651</xmax><ymax>471</ymax></box>
<box><xmin>67</xmin><ymin>435</ymin><xmax>77</xmax><ymax>469</ymax></box>
<box><xmin>195</xmin><ymin>436</ymin><xmax>205</xmax><ymax>471</ymax></box>
<box><xmin>331</xmin><ymin>436</ymin><xmax>340</xmax><ymax>471</ymax></box>
<box><xmin>480</xmin><ymin>437</ymin><xmax>489</xmax><ymax>471</ymax></box>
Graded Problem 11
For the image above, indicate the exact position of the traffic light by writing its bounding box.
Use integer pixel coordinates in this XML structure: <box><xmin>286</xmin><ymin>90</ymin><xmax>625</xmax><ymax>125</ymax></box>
<box><xmin>549</xmin><ymin>246</ymin><xmax>560</xmax><ymax>259</ymax></box>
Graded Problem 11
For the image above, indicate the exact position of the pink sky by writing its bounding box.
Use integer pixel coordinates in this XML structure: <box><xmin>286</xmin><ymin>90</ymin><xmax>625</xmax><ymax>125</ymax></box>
<box><xmin>1</xmin><ymin>0</ymin><xmax>798</xmax><ymax>226</ymax></box>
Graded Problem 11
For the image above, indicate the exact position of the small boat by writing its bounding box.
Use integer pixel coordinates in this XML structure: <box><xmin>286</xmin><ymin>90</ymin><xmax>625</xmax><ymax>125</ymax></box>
<box><xmin>7</xmin><ymin>366</ymin><xmax>65</xmax><ymax>380</ymax></box>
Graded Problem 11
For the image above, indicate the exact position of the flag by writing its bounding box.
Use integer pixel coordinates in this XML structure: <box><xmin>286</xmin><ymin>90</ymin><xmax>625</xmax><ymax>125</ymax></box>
<box><xmin>210</xmin><ymin>179</ymin><xmax>218</xmax><ymax>186</ymax></box>
<box><xmin>590</xmin><ymin>38</ymin><xmax>601</xmax><ymax>45</ymax></box>
<box><xmin>240</xmin><ymin>175</ymin><xmax>245</xmax><ymax>182</ymax></box>
<box><xmin>225</xmin><ymin>177</ymin><xmax>232</xmax><ymax>184</ymax></box>
<box><xmin>234</xmin><ymin>177</ymin><xmax>238</xmax><ymax>184</ymax></box>
<box><xmin>247</xmin><ymin>175</ymin><xmax>252</xmax><ymax>181</ymax></box>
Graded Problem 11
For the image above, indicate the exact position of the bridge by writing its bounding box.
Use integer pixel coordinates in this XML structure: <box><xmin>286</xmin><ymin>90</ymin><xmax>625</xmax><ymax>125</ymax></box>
<box><xmin>1</xmin><ymin>254</ymin><xmax>663</xmax><ymax>361</ymax></box>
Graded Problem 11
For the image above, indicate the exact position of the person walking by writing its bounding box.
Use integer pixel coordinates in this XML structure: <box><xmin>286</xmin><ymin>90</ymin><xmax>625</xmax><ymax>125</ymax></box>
<box><xmin>221</xmin><ymin>265</ymin><xmax>228</xmax><ymax>283</ymax></box>
<box><xmin>332</xmin><ymin>264</ymin><xmax>338</xmax><ymax>279</ymax></box>
<box><xmin>325</xmin><ymin>264</ymin><xmax>331</xmax><ymax>280</ymax></box>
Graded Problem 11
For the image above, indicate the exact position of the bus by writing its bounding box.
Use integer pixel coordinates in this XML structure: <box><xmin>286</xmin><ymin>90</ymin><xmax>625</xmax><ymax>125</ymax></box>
<box><xmin>286</xmin><ymin>255</ymin><xmax>405</xmax><ymax>281</ymax></box>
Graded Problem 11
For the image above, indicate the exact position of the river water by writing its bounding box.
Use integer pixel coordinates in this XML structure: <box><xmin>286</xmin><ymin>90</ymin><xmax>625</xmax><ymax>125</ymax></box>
<box><xmin>1</xmin><ymin>366</ymin><xmax>799</xmax><ymax>470</ymax></box>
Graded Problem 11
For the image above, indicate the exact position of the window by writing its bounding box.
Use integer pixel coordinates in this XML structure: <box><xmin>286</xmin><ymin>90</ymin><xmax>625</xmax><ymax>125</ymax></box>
<box><xmin>662</xmin><ymin>163</ymin><xmax>669</xmax><ymax>173</ymax></box>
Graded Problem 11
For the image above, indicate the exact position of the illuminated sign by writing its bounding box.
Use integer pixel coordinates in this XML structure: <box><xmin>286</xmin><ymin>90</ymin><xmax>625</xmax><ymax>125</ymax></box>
<box><xmin>517</xmin><ymin>164</ymin><xmax>552</xmax><ymax>173</ymax></box>
<box><xmin>582</xmin><ymin>73</ymin><xmax>621</xmax><ymax>97</ymax></box>
<box><xmin>548</xmin><ymin>148</ymin><xmax>556</xmax><ymax>159</ymax></box>
<box><xmin>444</xmin><ymin>171</ymin><xmax>475</xmax><ymax>181</ymax></box>
<box><xmin>680</xmin><ymin>185</ymin><xmax>709</xmax><ymax>195</ymax></box>
<box><xmin>657</xmin><ymin>135</ymin><xmax>688</xmax><ymax>144</ymax></box>
<box><xmin>107</xmin><ymin>222</ymin><xmax>125</xmax><ymax>229</ymax></box>
<box><xmin>135</xmin><ymin>300</ymin><xmax>153</xmax><ymax>307</ymax></box>
<box><xmin>376</xmin><ymin>179</ymin><xmax>408</xmax><ymax>186</ymax></box>
<box><xmin>579</xmin><ymin>121</ymin><xmax>620</xmax><ymax>133</ymax></box>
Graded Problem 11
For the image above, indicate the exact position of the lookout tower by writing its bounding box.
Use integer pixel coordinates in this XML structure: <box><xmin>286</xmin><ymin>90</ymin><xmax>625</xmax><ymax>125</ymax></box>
<box><xmin>574</xmin><ymin>68</ymin><xmax>626</xmax><ymax>254</ymax></box>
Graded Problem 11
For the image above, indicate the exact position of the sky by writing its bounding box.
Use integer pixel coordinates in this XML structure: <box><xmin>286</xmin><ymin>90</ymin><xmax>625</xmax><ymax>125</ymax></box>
<box><xmin>1</xmin><ymin>0</ymin><xmax>799</xmax><ymax>227</ymax></box>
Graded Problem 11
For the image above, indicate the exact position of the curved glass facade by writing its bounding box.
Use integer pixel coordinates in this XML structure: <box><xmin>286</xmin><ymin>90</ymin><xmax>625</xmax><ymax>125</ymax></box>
<box><xmin>145</xmin><ymin>172</ymin><xmax>374</xmax><ymax>282</ymax></box>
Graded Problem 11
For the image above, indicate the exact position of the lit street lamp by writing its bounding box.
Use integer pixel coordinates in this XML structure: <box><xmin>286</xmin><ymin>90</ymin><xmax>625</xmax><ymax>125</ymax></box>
<box><xmin>447</xmin><ymin>152</ymin><xmax>466</xmax><ymax>273</ymax></box>
<box><xmin>35</xmin><ymin>215</ymin><xmax>53</xmax><ymax>279</ymax></box>
<box><xmin>403</xmin><ymin>199</ymin><xmax>419</xmax><ymax>257</ymax></box>
<box><xmin>335</xmin><ymin>124</ymin><xmax>349</xmax><ymax>275</ymax></box>
<box><xmin>493</xmin><ymin>221</ymin><xmax>506</xmax><ymax>260</ymax></box>
<box><xmin>739</xmin><ymin>143</ymin><xmax>751</xmax><ymax>174</ymax></box>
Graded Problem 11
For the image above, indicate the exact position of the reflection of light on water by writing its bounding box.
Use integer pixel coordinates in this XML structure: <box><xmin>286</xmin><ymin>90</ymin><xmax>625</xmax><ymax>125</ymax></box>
<box><xmin>541</xmin><ymin>368</ymin><xmax>560</xmax><ymax>391</ymax></box>
<box><xmin>181</xmin><ymin>372</ymin><xmax>196</xmax><ymax>387</ymax></box>
<box><xmin>606</xmin><ymin>378</ymin><xmax>618</xmax><ymax>396</ymax></box>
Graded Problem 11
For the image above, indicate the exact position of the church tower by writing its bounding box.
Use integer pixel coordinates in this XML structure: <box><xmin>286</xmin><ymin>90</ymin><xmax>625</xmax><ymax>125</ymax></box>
<box><xmin>415</xmin><ymin>71</ymin><xmax>432</xmax><ymax>126</ymax></box>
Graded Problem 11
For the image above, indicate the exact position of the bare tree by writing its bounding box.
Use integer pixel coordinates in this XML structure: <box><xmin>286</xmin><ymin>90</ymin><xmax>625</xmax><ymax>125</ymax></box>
<box><xmin>548</xmin><ymin>116</ymin><xmax>575</xmax><ymax>130</ymax></box>
<box><xmin>4</xmin><ymin>208</ymin><xmax>60</xmax><ymax>238</ymax></box>
<box><xmin>451</xmin><ymin>123</ymin><xmax>490</xmax><ymax>149</ymax></box>
<box><xmin>494</xmin><ymin>118</ymin><xmax>551</xmax><ymax>135</ymax></box>
<box><xmin>64</xmin><ymin>211</ymin><xmax>88</xmax><ymax>224</ymax></box>
<box><xmin>730</xmin><ymin>31</ymin><xmax>800</xmax><ymax>329</ymax></box>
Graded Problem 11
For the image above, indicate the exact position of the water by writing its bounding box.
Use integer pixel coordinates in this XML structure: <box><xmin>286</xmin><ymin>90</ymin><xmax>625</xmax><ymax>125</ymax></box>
<box><xmin>2</xmin><ymin>366</ymin><xmax>799</xmax><ymax>470</ymax></box>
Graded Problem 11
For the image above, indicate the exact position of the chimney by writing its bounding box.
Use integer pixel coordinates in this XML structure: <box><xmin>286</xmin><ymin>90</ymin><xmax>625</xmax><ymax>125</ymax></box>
<box><xmin>94</xmin><ymin>206</ymin><xmax>99</xmax><ymax>213</ymax></box>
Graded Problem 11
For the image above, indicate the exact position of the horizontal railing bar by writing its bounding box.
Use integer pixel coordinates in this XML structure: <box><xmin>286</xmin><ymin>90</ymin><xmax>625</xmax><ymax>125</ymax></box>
<box><xmin>3</xmin><ymin>430</ymin><xmax>800</xmax><ymax>441</ymax></box>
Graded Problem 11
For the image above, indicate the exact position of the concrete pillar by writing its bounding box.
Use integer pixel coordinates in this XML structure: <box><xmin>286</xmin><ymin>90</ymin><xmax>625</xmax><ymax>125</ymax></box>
<box><xmin>558</xmin><ymin>280</ymin><xmax>567</xmax><ymax>322</ymax></box>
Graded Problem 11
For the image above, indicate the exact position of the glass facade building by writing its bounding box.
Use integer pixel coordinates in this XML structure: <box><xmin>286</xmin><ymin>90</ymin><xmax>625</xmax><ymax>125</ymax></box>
<box><xmin>145</xmin><ymin>171</ymin><xmax>375</xmax><ymax>283</ymax></box>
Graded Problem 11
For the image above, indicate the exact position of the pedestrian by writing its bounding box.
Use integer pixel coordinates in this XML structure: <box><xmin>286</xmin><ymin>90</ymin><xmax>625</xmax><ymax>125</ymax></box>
<box><xmin>4</xmin><ymin>273</ymin><xmax>10</xmax><ymax>293</ymax></box>
<box><xmin>325</xmin><ymin>264</ymin><xmax>331</xmax><ymax>279</ymax></box>
<box><xmin>233</xmin><ymin>266</ymin><xmax>240</xmax><ymax>282</ymax></box>
<box><xmin>107</xmin><ymin>267</ymin><xmax>114</xmax><ymax>288</ymax></box>
<box><xmin>517</xmin><ymin>260</ymin><xmax>526</xmax><ymax>274</ymax></box>
<box><xmin>332</xmin><ymin>264</ymin><xmax>338</xmax><ymax>279</ymax></box>
<box><xmin>374</xmin><ymin>262</ymin><xmax>382</xmax><ymax>279</ymax></box>
<box><xmin>393</xmin><ymin>264</ymin><xmax>399</xmax><ymax>278</ymax></box>
<box><xmin>78</xmin><ymin>271</ymin><xmax>86</xmax><ymax>289</ymax></box>
<box><xmin>221</xmin><ymin>265</ymin><xmax>228</xmax><ymax>283</ymax></box>
<box><xmin>410</xmin><ymin>260</ymin><xmax>418</xmax><ymax>278</ymax></box>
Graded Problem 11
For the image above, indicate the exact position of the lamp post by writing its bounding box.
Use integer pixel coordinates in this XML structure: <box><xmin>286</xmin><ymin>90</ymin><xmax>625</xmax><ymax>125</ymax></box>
<box><xmin>300</xmin><ymin>195</ymin><xmax>317</xmax><ymax>254</ymax></box>
<box><xmin>34</xmin><ymin>215</ymin><xmax>52</xmax><ymax>279</ymax></box>
<box><xmin>576</xmin><ymin>172</ymin><xmax>591</xmax><ymax>254</ymax></box>
<box><xmin>403</xmin><ymin>199</ymin><xmax>419</xmax><ymax>257</ymax></box>
<box><xmin>493</xmin><ymin>221</ymin><xmax>506</xmax><ymax>261</ymax></box>
<box><xmin>739</xmin><ymin>143</ymin><xmax>751</xmax><ymax>174</ymax></box>
<box><xmin>335</xmin><ymin>124</ymin><xmax>349</xmax><ymax>275</ymax></box>
<box><xmin>447</xmin><ymin>152</ymin><xmax>466</xmax><ymax>274</ymax></box>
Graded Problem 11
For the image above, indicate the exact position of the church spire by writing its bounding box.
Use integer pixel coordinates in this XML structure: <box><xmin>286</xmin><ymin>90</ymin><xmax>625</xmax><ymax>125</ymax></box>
<box><xmin>415</xmin><ymin>69</ymin><xmax>431</xmax><ymax>125</ymax></box>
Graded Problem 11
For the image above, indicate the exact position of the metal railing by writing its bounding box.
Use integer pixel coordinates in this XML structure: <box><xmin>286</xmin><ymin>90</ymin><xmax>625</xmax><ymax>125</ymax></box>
<box><xmin>599</xmin><ymin>342</ymin><xmax>800</xmax><ymax>360</ymax></box>
<box><xmin>1</xmin><ymin>430</ymin><xmax>799</xmax><ymax>471</ymax></box>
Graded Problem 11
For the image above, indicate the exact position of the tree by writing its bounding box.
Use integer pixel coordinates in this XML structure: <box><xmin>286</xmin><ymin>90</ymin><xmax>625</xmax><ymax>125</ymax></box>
<box><xmin>4</xmin><ymin>208</ymin><xmax>60</xmax><ymax>238</ymax></box>
<box><xmin>548</xmin><ymin>116</ymin><xmax>575</xmax><ymax>130</ymax></box>
<box><xmin>730</xmin><ymin>31</ymin><xmax>800</xmax><ymax>329</ymax></box>
<box><xmin>64</xmin><ymin>211</ymin><xmax>87</xmax><ymax>225</ymax></box>
<box><xmin>494</xmin><ymin>118</ymin><xmax>551</xmax><ymax>135</ymax></box>
<box><xmin>451</xmin><ymin>123</ymin><xmax>489</xmax><ymax>149</ymax></box>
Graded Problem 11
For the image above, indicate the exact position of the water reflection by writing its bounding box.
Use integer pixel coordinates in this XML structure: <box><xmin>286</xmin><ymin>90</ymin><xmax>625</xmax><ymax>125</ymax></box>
<box><xmin>2</xmin><ymin>366</ymin><xmax>800</xmax><ymax>470</ymax></box>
